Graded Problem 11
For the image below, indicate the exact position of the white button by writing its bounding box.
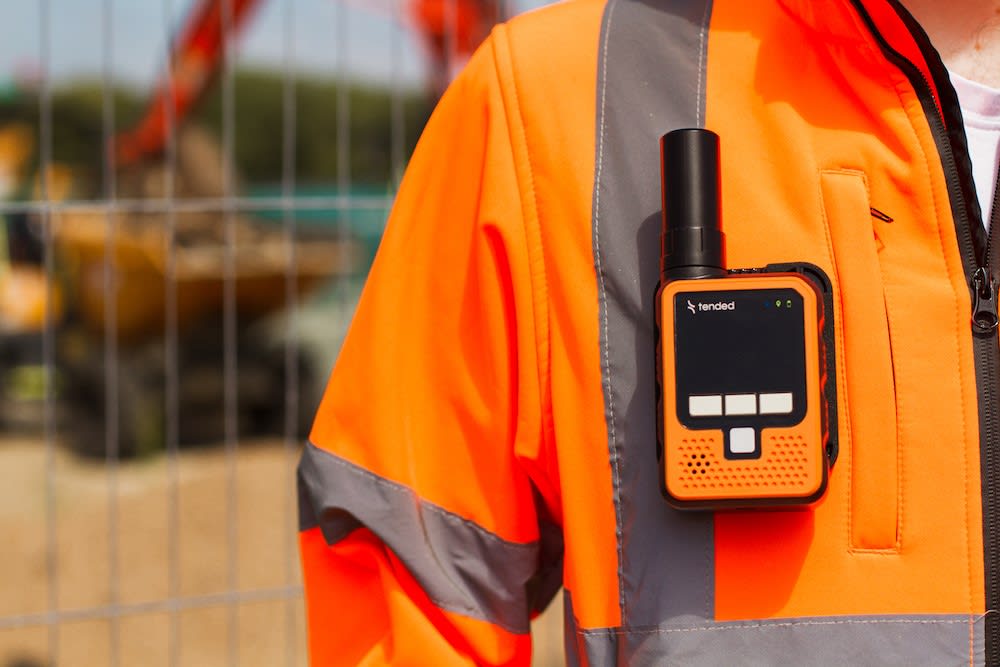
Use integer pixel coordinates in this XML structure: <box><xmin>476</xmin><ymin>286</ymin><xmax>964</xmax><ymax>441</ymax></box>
<box><xmin>729</xmin><ymin>427</ymin><xmax>756</xmax><ymax>455</ymax></box>
<box><xmin>759</xmin><ymin>392</ymin><xmax>794</xmax><ymax>415</ymax></box>
<box><xmin>689</xmin><ymin>395</ymin><xmax>722</xmax><ymax>417</ymax></box>
<box><xmin>725</xmin><ymin>393</ymin><xmax>757</xmax><ymax>416</ymax></box>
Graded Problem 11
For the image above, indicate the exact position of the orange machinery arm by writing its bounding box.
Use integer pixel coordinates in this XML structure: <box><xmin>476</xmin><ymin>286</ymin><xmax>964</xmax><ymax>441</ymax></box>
<box><xmin>114</xmin><ymin>0</ymin><xmax>262</xmax><ymax>166</ymax></box>
<box><xmin>115</xmin><ymin>0</ymin><xmax>503</xmax><ymax>166</ymax></box>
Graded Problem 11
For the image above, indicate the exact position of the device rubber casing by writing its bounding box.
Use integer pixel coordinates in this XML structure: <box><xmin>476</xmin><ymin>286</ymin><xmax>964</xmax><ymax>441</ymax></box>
<box><xmin>655</xmin><ymin>263</ymin><xmax>838</xmax><ymax>510</ymax></box>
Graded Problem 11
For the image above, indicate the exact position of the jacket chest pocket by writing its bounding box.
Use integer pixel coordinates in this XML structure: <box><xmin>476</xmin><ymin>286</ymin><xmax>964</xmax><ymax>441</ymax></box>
<box><xmin>821</xmin><ymin>169</ymin><xmax>899</xmax><ymax>552</ymax></box>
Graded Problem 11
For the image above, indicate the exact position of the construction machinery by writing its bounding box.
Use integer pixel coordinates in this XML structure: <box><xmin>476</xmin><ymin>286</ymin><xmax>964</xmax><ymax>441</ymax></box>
<box><xmin>0</xmin><ymin>0</ymin><xmax>503</xmax><ymax>456</ymax></box>
<box><xmin>0</xmin><ymin>125</ymin><xmax>59</xmax><ymax>433</ymax></box>
<box><xmin>55</xmin><ymin>125</ymin><xmax>359</xmax><ymax>457</ymax></box>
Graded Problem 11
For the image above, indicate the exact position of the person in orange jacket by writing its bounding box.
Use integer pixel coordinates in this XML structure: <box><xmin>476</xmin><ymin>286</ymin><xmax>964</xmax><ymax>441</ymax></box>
<box><xmin>297</xmin><ymin>0</ymin><xmax>1000</xmax><ymax>664</ymax></box>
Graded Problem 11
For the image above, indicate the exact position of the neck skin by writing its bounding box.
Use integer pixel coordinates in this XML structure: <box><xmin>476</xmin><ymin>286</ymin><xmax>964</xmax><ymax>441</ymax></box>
<box><xmin>902</xmin><ymin>0</ymin><xmax>1000</xmax><ymax>88</ymax></box>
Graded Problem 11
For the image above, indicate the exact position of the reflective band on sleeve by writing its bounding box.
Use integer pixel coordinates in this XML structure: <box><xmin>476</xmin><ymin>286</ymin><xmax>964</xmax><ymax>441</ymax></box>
<box><xmin>297</xmin><ymin>441</ymin><xmax>561</xmax><ymax>635</ymax></box>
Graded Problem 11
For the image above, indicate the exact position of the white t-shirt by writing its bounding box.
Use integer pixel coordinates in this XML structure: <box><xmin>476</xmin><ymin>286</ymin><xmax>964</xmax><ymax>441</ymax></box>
<box><xmin>950</xmin><ymin>70</ymin><xmax>1000</xmax><ymax>231</ymax></box>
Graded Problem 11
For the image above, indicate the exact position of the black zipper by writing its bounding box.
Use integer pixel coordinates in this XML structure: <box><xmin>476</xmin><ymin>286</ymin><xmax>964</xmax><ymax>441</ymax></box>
<box><xmin>847</xmin><ymin>1</ymin><xmax>1000</xmax><ymax>661</ymax></box>
<box><xmin>983</xmin><ymin>151</ymin><xmax>1000</xmax><ymax>666</ymax></box>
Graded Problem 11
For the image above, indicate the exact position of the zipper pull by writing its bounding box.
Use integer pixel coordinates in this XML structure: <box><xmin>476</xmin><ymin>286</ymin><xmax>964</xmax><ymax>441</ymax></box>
<box><xmin>973</xmin><ymin>266</ymin><xmax>999</xmax><ymax>333</ymax></box>
<box><xmin>870</xmin><ymin>207</ymin><xmax>893</xmax><ymax>223</ymax></box>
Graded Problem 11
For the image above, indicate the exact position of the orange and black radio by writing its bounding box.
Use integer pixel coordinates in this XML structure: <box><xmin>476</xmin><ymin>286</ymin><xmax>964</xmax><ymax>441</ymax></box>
<box><xmin>655</xmin><ymin>129</ymin><xmax>838</xmax><ymax>510</ymax></box>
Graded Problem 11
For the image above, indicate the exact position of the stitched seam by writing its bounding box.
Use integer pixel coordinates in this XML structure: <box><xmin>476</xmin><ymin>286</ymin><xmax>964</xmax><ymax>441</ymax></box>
<box><xmin>695</xmin><ymin>0</ymin><xmax>711</xmax><ymax>127</ymax></box>
<box><xmin>816</xmin><ymin>170</ymin><xmax>854</xmax><ymax>555</ymax></box>
<box><xmin>857</xmin><ymin>168</ymin><xmax>904</xmax><ymax>552</ymax></box>
<box><xmin>696</xmin><ymin>0</ymin><xmax>714</xmax><ymax>620</ymax></box>
<box><xmin>491</xmin><ymin>22</ymin><xmax>555</xmax><ymax>480</ymax></box>
<box><xmin>305</xmin><ymin>442</ymin><xmax>538</xmax><ymax>552</ymax></box>
<box><xmin>577</xmin><ymin>617</ymin><xmax>971</xmax><ymax>638</ymax></box>
<box><xmin>491</xmin><ymin>22</ymin><xmax>570</xmax><ymax>621</ymax></box>
<box><xmin>490</xmin><ymin>22</ymin><xmax>566</xmax><ymax>590</ymax></box>
<box><xmin>840</xmin><ymin>3</ymin><xmax>975</xmax><ymax>613</ymax></box>
<box><xmin>957</xmin><ymin>147</ymin><xmax>976</xmax><ymax>619</ymax></box>
<box><xmin>594</xmin><ymin>0</ymin><xmax>625</xmax><ymax>625</ymax></box>
<box><xmin>897</xmin><ymin>61</ymin><xmax>976</xmax><ymax>614</ymax></box>
<box><xmin>970</xmin><ymin>614</ymin><xmax>975</xmax><ymax>666</ymax></box>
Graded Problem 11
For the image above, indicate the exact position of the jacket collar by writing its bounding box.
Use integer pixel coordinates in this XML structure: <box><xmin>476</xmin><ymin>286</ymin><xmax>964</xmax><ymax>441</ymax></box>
<box><xmin>777</xmin><ymin>0</ymin><xmax>943</xmax><ymax>106</ymax></box>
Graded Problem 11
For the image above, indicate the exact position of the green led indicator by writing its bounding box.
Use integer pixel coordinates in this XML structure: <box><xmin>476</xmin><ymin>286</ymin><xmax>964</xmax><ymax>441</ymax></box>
<box><xmin>775</xmin><ymin>299</ymin><xmax>782</xmax><ymax>307</ymax></box>
<box><xmin>786</xmin><ymin>299</ymin><xmax>792</xmax><ymax>308</ymax></box>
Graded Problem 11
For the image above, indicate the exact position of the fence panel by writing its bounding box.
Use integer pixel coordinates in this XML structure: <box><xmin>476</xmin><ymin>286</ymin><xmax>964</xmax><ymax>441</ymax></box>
<box><xmin>0</xmin><ymin>1</ymin><xmax>560</xmax><ymax>666</ymax></box>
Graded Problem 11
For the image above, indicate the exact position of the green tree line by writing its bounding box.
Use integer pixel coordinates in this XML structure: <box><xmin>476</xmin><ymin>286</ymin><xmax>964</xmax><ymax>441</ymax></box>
<box><xmin>0</xmin><ymin>70</ymin><xmax>433</xmax><ymax>193</ymax></box>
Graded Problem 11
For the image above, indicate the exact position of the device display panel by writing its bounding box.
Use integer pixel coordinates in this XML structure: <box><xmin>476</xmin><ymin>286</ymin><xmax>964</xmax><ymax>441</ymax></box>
<box><xmin>673</xmin><ymin>287</ymin><xmax>807</xmax><ymax>431</ymax></box>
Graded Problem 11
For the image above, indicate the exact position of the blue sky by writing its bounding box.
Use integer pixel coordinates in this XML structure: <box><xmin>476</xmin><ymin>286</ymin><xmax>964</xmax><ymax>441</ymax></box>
<box><xmin>0</xmin><ymin>0</ymin><xmax>550</xmax><ymax>91</ymax></box>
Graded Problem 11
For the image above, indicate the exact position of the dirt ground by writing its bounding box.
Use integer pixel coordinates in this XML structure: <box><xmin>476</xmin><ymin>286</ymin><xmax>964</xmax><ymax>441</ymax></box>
<box><xmin>0</xmin><ymin>436</ymin><xmax>563</xmax><ymax>667</ymax></box>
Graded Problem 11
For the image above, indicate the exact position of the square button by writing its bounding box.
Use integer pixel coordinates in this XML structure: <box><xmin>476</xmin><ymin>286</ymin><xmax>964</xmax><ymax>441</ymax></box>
<box><xmin>725</xmin><ymin>393</ymin><xmax>757</xmax><ymax>416</ymax></box>
<box><xmin>759</xmin><ymin>392</ymin><xmax>794</xmax><ymax>415</ymax></box>
<box><xmin>728</xmin><ymin>427</ymin><xmax>756</xmax><ymax>455</ymax></box>
<box><xmin>689</xmin><ymin>395</ymin><xmax>722</xmax><ymax>417</ymax></box>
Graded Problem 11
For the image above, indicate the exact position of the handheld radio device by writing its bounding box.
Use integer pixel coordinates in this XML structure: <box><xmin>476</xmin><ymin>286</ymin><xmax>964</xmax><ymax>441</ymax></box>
<box><xmin>655</xmin><ymin>129</ymin><xmax>838</xmax><ymax>510</ymax></box>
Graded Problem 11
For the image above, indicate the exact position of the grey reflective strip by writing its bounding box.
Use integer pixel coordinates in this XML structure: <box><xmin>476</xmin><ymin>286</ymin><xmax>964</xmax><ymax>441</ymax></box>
<box><xmin>592</xmin><ymin>0</ymin><xmax>715</xmax><ymax>626</ymax></box>
<box><xmin>565</xmin><ymin>591</ymin><xmax>983</xmax><ymax>666</ymax></box>
<box><xmin>297</xmin><ymin>441</ymin><xmax>563</xmax><ymax>634</ymax></box>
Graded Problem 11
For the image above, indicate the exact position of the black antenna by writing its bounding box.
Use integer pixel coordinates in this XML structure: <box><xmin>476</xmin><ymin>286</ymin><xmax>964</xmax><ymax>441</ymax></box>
<box><xmin>660</xmin><ymin>128</ymin><xmax>726</xmax><ymax>281</ymax></box>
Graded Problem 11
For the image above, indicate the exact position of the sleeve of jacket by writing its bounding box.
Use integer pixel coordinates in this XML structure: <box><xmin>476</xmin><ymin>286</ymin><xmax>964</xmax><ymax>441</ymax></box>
<box><xmin>297</xmin><ymin>26</ymin><xmax>563</xmax><ymax>667</ymax></box>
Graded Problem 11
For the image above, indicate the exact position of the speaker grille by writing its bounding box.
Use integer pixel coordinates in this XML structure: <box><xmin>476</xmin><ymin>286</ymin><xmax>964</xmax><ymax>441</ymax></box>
<box><xmin>675</xmin><ymin>434</ymin><xmax>812</xmax><ymax>495</ymax></box>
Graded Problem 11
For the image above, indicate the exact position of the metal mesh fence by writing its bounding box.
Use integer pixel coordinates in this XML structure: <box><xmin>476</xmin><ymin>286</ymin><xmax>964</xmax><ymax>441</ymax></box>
<box><xmin>0</xmin><ymin>1</ymin><xmax>560</xmax><ymax>665</ymax></box>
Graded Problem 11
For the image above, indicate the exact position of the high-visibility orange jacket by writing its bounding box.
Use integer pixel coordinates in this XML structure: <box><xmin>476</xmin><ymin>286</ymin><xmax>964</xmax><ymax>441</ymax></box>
<box><xmin>298</xmin><ymin>0</ymin><xmax>1000</xmax><ymax>663</ymax></box>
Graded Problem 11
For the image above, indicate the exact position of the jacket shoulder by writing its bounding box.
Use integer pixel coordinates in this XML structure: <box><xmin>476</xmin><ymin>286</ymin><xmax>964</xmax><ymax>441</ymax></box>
<box><xmin>496</xmin><ymin>0</ymin><xmax>606</xmax><ymax>105</ymax></box>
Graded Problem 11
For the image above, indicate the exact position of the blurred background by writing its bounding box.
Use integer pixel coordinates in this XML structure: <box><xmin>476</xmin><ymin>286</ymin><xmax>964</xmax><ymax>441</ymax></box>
<box><xmin>0</xmin><ymin>1</ymin><xmax>560</xmax><ymax>665</ymax></box>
